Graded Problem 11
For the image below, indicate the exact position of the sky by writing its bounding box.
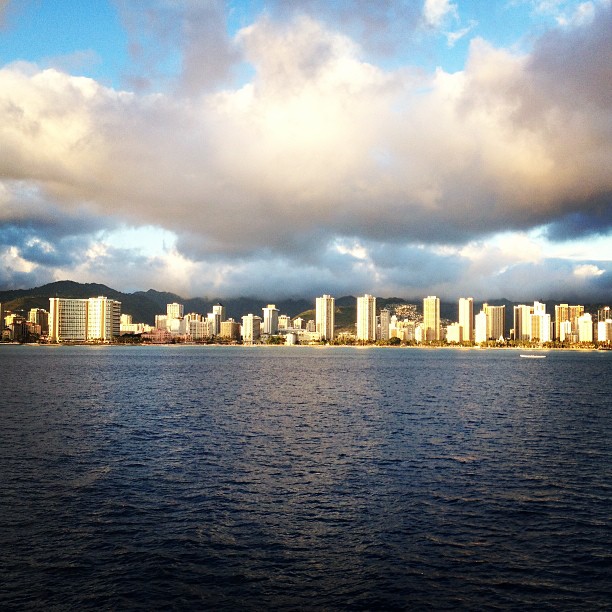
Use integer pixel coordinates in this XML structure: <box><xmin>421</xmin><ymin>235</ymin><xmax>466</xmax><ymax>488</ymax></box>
<box><xmin>0</xmin><ymin>0</ymin><xmax>610</xmax><ymax>301</ymax></box>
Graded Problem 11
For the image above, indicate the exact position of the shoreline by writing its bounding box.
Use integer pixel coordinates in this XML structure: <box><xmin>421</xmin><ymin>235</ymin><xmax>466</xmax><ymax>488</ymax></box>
<box><xmin>1</xmin><ymin>342</ymin><xmax>608</xmax><ymax>352</ymax></box>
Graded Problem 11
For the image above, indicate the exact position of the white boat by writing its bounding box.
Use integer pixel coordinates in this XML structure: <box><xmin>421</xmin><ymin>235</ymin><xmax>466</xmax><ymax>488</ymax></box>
<box><xmin>520</xmin><ymin>354</ymin><xmax>547</xmax><ymax>358</ymax></box>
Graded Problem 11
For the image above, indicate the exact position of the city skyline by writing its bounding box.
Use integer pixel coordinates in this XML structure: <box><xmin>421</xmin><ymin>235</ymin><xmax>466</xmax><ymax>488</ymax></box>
<box><xmin>5</xmin><ymin>288</ymin><xmax>610</xmax><ymax>345</ymax></box>
<box><xmin>0</xmin><ymin>1</ymin><xmax>610</xmax><ymax>300</ymax></box>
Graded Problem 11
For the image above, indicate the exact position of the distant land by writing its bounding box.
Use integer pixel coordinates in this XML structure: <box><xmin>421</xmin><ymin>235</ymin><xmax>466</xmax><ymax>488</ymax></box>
<box><xmin>0</xmin><ymin>280</ymin><xmax>608</xmax><ymax>331</ymax></box>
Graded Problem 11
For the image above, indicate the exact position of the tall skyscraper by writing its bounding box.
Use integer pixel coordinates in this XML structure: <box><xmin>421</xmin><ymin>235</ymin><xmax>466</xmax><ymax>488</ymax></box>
<box><xmin>423</xmin><ymin>296</ymin><xmax>440</xmax><ymax>342</ymax></box>
<box><xmin>514</xmin><ymin>304</ymin><xmax>533</xmax><ymax>340</ymax></box>
<box><xmin>379</xmin><ymin>308</ymin><xmax>391</xmax><ymax>341</ymax></box>
<box><xmin>242</xmin><ymin>314</ymin><xmax>261</xmax><ymax>343</ymax></box>
<box><xmin>316</xmin><ymin>294</ymin><xmax>335</xmax><ymax>341</ymax></box>
<box><xmin>262</xmin><ymin>304</ymin><xmax>279</xmax><ymax>335</ymax></box>
<box><xmin>356</xmin><ymin>294</ymin><xmax>376</xmax><ymax>341</ymax></box>
<box><xmin>474</xmin><ymin>310</ymin><xmax>488</xmax><ymax>343</ymax></box>
<box><xmin>555</xmin><ymin>304</ymin><xmax>585</xmax><ymax>339</ymax></box>
<box><xmin>529</xmin><ymin>302</ymin><xmax>550</xmax><ymax>342</ymax></box>
<box><xmin>207</xmin><ymin>311</ymin><xmax>221</xmax><ymax>336</ymax></box>
<box><xmin>597</xmin><ymin>319</ymin><xmax>612</xmax><ymax>342</ymax></box>
<box><xmin>167</xmin><ymin>302</ymin><xmax>184</xmax><ymax>319</ymax></box>
<box><xmin>212</xmin><ymin>303</ymin><xmax>226</xmax><ymax>322</ymax></box>
<box><xmin>483</xmin><ymin>304</ymin><xmax>505</xmax><ymax>340</ymax></box>
<box><xmin>577</xmin><ymin>313</ymin><xmax>593</xmax><ymax>343</ymax></box>
<box><xmin>458</xmin><ymin>297</ymin><xmax>473</xmax><ymax>342</ymax></box>
<box><xmin>530</xmin><ymin>313</ymin><xmax>551</xmax><ymax>342</ymax></box>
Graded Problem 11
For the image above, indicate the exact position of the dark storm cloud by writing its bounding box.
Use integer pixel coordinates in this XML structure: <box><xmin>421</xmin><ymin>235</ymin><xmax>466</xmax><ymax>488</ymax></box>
<box><xmin>544</xmin><ymin>193</ymin><xmax>612</xmax><ymax>241</ymax></box>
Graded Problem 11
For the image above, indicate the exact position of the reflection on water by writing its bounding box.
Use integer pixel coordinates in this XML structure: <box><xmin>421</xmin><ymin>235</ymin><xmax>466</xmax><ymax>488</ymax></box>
<box><xmin>1</xmin><ymin>346</ymin><xmax>610</xmax><ymax>610</ymax></box>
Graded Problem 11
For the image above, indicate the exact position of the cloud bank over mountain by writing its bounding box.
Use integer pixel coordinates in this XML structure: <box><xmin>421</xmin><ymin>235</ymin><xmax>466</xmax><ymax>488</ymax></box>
<box><xmin>0</xmin><ymin>1</ymin><xmax>610</xmax><ymax>299</ymax></box>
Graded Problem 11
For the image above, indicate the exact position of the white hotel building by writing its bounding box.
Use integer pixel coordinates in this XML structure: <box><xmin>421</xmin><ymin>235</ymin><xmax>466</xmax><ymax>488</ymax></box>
<box><xmin>49</xmin><ymin>296</ymin><xmax>121</xmax><ymax>342</ymax></box>
<box><xmin>316</xmin><ymin>294</ymin><xmax>335</xmax><ymax>341</ymax></box>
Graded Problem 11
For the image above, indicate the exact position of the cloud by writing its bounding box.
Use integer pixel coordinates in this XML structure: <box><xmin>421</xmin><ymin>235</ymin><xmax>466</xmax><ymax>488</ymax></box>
<box><xmin>422</xmin><ymin>0</ymin><xmax>458</xmax><ymax>28</ymax></box>
<box><xmin>261</xmin><ymin>1</ymin><xmax>423</xmax><ymax>57</ymax></box>
<box><xmin>573</xmin><ymin>263</ymin><xmax>604</xmax><ymax>277</ymax></box>
<box><xmin>0</xmin><ymin>5</ymin><xmax>611</xmax><ymax>298</ymax></box>
<box><xmin>115</xmin><ymin>0</ymin><xmax>239</xmax><ymax>93</ymax></box>
<box><xmin>445</xmin><ymin>20</ymin><xmax>478</xmax><ymax>47</ymax></box>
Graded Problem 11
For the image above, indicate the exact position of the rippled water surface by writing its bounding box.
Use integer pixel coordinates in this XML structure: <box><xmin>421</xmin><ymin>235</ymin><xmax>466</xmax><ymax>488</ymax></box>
<box><xmin>1</xmin><ymin>345</ymin><xmax>611</xmax><ymax>610</ymax></box>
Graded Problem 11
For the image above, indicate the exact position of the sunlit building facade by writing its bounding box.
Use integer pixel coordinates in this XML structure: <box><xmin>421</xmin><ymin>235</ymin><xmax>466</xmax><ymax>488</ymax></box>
<box><xmin>483</xmin><ymin>304</ymin><xmax>505</xmax><ymax>340</ymax></box>
<box><xmin>379</xmin><ymin>308</ymin><xmax>390</xmax><ymax>341</ymax></box>
<box><xmin>49</xmin><ymin>296</ymin><xmax>120</xmax><ymax>342</ymax></box>
<box><xmin>423</xmin><ymin>296</ymin><xmax>440</xmax><ymax>342</ymax></box>
<box><xmin>577</xmin><ymin>313</ymin><xmax>593</xmax><ymax>343</ymax></box>
<box><xmin>167</xmin><ymin>302</ymin><xmax>184</xmax><ymax>319</ymax></box>
<box><xmin>242</xmin><ymin>314</ymin><xmax>261</xmax><ymax>344</ymax></box>
<box><xmin>458</xmin><ymin>297</ymin><xmax>473</xmax><ymax>343</ymax></box>
<box><xmin>474</xmin><ymin>310</ymin><xmax>488</xmax><ymax>343</ymax></box>
<box><xmin>316</xmin><ymin>294</ymin><xmax>335</xmax><ymax>341</ymax></box>
<box><xmin>356</xmin><ymin>294</ymin><xmax>376</xmax><ymax>341</ymax></box>
<box><xmin>262</xmin><ymin>304</ymin><xmax>279</xmax><ymax>335</ymax></box>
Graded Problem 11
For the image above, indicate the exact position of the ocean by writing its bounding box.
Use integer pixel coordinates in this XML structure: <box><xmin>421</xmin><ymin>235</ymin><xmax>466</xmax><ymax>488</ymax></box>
<box><xmin>1</xmin><ymin>345</ymin><xmax>610</xmax><ymax>610</ymax></box>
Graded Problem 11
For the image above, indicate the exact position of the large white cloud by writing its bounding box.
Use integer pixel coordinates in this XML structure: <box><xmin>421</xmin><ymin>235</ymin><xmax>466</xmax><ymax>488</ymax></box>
<box><xmin>0</xmin><ymin>3</ymin><xmax>610</xmax><ymax>298</ymax></box>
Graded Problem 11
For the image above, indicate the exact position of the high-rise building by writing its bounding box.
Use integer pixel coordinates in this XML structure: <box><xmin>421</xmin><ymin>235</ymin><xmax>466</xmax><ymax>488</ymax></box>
<box><xmin>559</xmin><ymin>320</ymin><xmax>573</xmax><ymax>342</ymax></box>
<box><xmin>474</xmin><ymin>310</ymin><xmax>488</xmax><ymax>343</ymax></box>
<box><xmin>514</xmin><ymin>304</ymin><xmax>533</xmax><ymax>341</ymax></box>
<box><xmin>598</xmin><ymin>306</ymin><xmax>611</xmax><ymax>324</ymax></box>
<box><xmin>207</xmin><ymin>311</ymin><xmax>221</xmax><ymax>336</ymax></box>
<box><xmin>577</xmin><ymin>313</ymin><xmax>593</xmax><ymax>342</ymax></box>
<box><xmin>220</xmin><ymin>319</ymin><xmax>241</xmax><ymax>340</ymax></box>
<box><xmin>458</xmin><ymin>298</ymin><xmax>473</xmax><ymax>343</ymax></box>
<box><xmin>316</xmin><ymin>294</ymin><xmax>335</xmax><ymax>341</ymax></box>
<box><xmin>483</xmin><ymin>304</ymin><xmax>505</xmax><ymax>340</ymax></box>
<box><xmin>49</xmin><ymin>298</ymin><xmax>88</xmax><ymax>342</ymax></box>
<box><xmin>423</xmin><ymin>296</ymin><xmax>440</xmax><ymax>342</ymax></box>
<box><xmin>212</xmin><ymin>303</ymin><xmax>226</xmax><ymax>322</ymax></box>
<box><xmin>167</xmin><ymin>302</ymin><xmax>184</xmax><ymax>319</ymax></box>
<box><xmin>446</xmin><ymin>322</ymin><xmax>463</xmax><ymax>344</ymax></box>
<box><xmin>379</xmin><ymin>308</ymin><xmax>391</xmax><ymax>341</ymax></box>
<box><xmin>530</xmin><ymin>312</ymin><xmax>551</xmax><ymax>342</ymax></box>
<box><xmin>555</xmin><ymin>304</ymin><xmax>584</xmax><ymax>339</ymax></box>
<box><xmin>262</xmin><ymin>304</ymin><xmax>279</xmax><ymax>335</ymax></box>
<box><xmin>28</xmin><ymin>308</ymin><xmax>49</xmax><ymax>334</ymax></box>
<box><xmin>597</xmin><ymin>319</ymin><xmax>612</xmax><ymax>342</ymax></box>
<box><xmin>528</xmin><ymin>302</ymin><xmax>551</xmax><ymax>342</ymax></box>
<box><xmin>49</xmin><ymin>296</ymin><xmax>120</xmax><ymax>342</ymax></box>
<box><xmin>356</xmin><ymin>294</ymin><xmax>376</xmax><ymax>341</ymax></box>
<box><xmin>242</xmin><ymin>314</ymin><xmax>261</xmax><ymax>343</ymax></box>
<box><xmin>87</xmin><ymin>296</ymin><xmax>121</xmax><ymax>341</ymax></box>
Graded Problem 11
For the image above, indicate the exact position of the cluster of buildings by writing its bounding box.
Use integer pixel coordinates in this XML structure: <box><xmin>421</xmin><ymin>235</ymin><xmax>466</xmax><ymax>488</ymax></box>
<box><xmin>140</xmin><ymin>300</ymin><xmax>329</xmax><ymax>345</ymax></box>
<box><xmin>0</xmin><ymin>294</ymin><xmax>610</xmax><ymax>346</ymax></box>
<box><xmin>130</xmin><ymin>295</ymin><xmax>611</xmax><ymax>346</ymax></box>
<box><xmin>0</xmin><ymin>297</ymin><xmax>121</xmax><ymax>342</ymax></box>
<box><xmin>431</xmin><ymin>298</ymin><xmax>611</xmax><ymax>345</ymax></box>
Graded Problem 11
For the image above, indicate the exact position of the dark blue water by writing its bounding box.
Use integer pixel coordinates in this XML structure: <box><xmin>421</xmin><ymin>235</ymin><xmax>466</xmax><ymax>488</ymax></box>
<box><xmin>1</xmin><ymin>346</ymin><xmax>611</xmax><ymax>610</ymax></box>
